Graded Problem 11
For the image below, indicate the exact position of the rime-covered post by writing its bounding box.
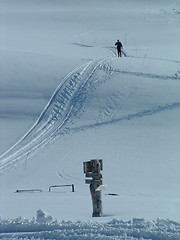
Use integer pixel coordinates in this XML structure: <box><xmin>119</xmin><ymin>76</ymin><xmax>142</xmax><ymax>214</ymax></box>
<box><xmin>83</xmin><ymin>159</ymin><xmax>103</xmax><ymax>217</ymax></box>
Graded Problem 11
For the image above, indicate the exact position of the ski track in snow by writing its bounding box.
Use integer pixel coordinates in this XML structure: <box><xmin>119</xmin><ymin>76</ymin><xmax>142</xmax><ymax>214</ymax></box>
<box><xmin>68</xmin><ymin>101</ymin><xmax>180</xmax><ymax>134</ymax></box>
<box><xmin>0</xmin><ymin>58</ymin><xmax>109</xmax><ymax>173</ymax></box>
<box><xmin>1</xmin><ymin>56</ymin><xmax>180</xmax><ymax>174</ymax></box>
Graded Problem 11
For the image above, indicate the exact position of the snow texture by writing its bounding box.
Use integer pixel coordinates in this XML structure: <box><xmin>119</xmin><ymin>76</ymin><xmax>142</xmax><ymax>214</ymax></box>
<box><xmin>0</xmin><ymin>213</ymin><xmax>180</xmax><ymax>240</ymax></box>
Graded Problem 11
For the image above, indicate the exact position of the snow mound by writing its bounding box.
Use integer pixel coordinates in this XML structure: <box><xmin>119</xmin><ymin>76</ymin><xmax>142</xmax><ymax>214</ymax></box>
<box><xmin>0</xmin><ymin>215</ymin><xmax>180</xmax><ymax>240</ymax></box>
<box><xmin>36</xmin><ymin>209</ymin><xmax>53</xmax><ymax>224</ymax></box>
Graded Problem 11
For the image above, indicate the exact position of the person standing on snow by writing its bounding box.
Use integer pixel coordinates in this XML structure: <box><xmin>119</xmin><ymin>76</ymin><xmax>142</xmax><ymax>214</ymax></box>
<box><xmin>115</xmin><ymin>40</ymin><xmax>123</xmax><ymax>57</ymax></box>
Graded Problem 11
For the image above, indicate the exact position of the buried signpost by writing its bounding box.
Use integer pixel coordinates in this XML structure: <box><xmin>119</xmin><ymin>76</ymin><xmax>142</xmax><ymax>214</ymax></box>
<box><xmin>83</xmin><ymin>159</ymin><xmax>103</xmax><ymax>217</ymax></box>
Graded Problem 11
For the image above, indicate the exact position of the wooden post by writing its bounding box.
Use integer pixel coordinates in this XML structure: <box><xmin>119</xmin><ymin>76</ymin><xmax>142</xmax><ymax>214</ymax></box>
<box><xmin>83</xmin><ymin>159</ymin><xmax>103</xmax><ymax>217</ymax></box>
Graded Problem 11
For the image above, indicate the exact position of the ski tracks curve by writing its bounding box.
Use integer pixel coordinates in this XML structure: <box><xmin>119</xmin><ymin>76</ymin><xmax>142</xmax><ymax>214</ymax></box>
<box><xmin>0</xmin><ymin>58</ymin><xmax>108</xmax><ymax>174</ymax></box>
<box><xmin>1</xmin><ymin>55</ymin><xmax>180</xmax><ymax>174</ymax></box>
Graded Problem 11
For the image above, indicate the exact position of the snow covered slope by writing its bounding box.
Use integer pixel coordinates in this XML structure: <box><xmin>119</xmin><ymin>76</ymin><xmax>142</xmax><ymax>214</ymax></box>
<box><xmin>1</xmin><ymin>0</ymin><xmax>180</xmax><ymax>238</ymax></box>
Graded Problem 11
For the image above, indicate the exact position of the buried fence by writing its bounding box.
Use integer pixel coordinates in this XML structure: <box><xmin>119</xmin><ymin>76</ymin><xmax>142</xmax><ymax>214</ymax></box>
<box><xmin>15</xmin><ymin>185</ymin><xmax>75</xmax><ymax>193</ymax></box>
<box><xmin>49</xmin><ymin>184</ymin><xmax>75</xmax><ymax>192</ymax></box>
<box><xmin>15</xmin><ymin>189</ymin><xmax>42</xmax><ymax>193</ymax></box>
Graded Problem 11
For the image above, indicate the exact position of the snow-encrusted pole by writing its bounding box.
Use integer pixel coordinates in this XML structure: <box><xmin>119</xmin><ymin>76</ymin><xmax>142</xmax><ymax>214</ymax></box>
<box><xmin>83</xmin><ymin>159</ymin><xmax>103</xmax><ymax>217</ymax></box>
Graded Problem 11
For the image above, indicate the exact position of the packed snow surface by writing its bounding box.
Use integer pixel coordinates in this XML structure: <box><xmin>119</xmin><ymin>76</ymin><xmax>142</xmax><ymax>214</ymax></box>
<box><xmin>1</xmin><ymin>0</ymin><xmax>180</xmax><ymax>239</ymax></box>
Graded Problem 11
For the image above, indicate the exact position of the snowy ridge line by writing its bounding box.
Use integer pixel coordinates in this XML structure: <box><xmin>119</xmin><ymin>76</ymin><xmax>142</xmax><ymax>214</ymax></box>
<box><xmin>69</xmin><ymin>101</ymin><xmax>180</xmax><ymax>133</ymax></box>
<box><xmin>0</xmin><ymin>217</ymin><xmax>180</xmax><ymax>240</ymax></box>
<box><xmin>0</xmin><ymin>58</ymin><xmax>109</xmax><ymax>174</ymax></box>
<box><xmin>72</xmin><ymin>42</ymin><xmax>180</xmax><ymax>64</ymax></box>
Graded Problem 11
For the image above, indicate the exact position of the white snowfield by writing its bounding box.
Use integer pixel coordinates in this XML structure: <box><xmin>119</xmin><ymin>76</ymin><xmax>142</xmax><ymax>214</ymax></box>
<box><xmin>1</xmin><ymin>0</ymin><xmax>180</xmax><ymax>239</ymax></box>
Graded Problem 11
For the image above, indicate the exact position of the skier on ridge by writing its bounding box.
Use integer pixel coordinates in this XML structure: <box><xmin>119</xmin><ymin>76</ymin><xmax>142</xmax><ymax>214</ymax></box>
<box><xmin>115</xmin><ymin>40</ymin><xmax>123</xmax><ymax>57</ymax></box>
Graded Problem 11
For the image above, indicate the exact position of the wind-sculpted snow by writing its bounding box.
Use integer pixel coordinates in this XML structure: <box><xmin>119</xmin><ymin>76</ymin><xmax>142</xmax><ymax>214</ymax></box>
<box><xmin>0</xmin><ymin>216</ymin><xmax>180</xmax><ymax>240</ymax></box>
